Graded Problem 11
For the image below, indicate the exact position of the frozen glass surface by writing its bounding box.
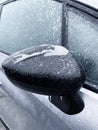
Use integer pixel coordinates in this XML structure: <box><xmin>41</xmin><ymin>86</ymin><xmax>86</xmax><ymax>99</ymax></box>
<box><xmin>68</xmin><ymin>7</ymin><xmax>98</xmax><ymax>84</ymax></box>
<box><xmin>0</xmin><ymin>119</ymin><xmax>7</xmax><ymax>130</ymax></box>
<box><xmin>0</xmin><ymin>0</ymin><xmax>61</xmax><ymax>53</ymax></box>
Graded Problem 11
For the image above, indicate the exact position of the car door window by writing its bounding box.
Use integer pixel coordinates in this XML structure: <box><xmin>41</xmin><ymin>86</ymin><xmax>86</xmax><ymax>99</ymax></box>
<box><xmin>67</xmin><ymin>6</ymin><xmax>98</xmax><ymax>85</ymax></box>
<box><xmin>0</xmin><ymin>0</ymin><xmax>62</xmax><ymax>53</ymax></box>
<box><xmin>0</xmin><ymin>118</ymin><xmax>9</xmax><ymax>130</ymax></box>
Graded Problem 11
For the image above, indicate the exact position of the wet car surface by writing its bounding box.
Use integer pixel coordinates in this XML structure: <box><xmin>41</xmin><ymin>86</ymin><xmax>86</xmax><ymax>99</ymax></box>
<box><xmin>0</xmin><ymin>0</ymin><xmax>98</xmax><ymax>130</ymax></box>
<box><xmin>0</xmin><ymin>52</ymin><xmax>98</xmax><ymax>130</ymax></box>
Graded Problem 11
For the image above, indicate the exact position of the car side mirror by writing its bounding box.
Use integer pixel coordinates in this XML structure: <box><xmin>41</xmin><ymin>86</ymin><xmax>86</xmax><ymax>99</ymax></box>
<box><xmin>2</xmin><ymin>44</ymin><xmax>85</xmax><ymax>114</ymax></box>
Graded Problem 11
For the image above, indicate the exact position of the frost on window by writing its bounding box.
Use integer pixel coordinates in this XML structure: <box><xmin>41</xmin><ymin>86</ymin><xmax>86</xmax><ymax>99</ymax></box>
<box><xmin>67</xmin><ymin>7</ymin><xmax>98</xmax><ymax>84</ymax></box>
<box><xmin>0</xmin><ymin>0</ymin><xmax>62</xmax><ymax>53</ymax></box>
<box><xmin>0</xmin><ymin>119</ymin><xmax>8</xmax><ymax>130</ymax></box>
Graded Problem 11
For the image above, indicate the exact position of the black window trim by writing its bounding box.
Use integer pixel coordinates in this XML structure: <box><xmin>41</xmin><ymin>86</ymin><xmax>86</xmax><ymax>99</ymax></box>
<box><xmin>0</xmin><ymin>0</ymin><xmax>18</xmax><ymax>6</ymax></box>
<box><xmin>55</xmin><ymin>0</ymin><xmax>98</xmax><ymax>18</ymax></box>
<box><xmin>0</xmin><ymin>117</ymin><xmax>9</xmax><ymax>130</ymax></box>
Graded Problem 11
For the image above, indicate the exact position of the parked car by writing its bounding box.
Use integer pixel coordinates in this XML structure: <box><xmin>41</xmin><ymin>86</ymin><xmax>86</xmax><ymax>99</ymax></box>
<box><xmin>0</xmin><ymin>0</ymin><xmax>98</xmax><ymax>130</ymax></box>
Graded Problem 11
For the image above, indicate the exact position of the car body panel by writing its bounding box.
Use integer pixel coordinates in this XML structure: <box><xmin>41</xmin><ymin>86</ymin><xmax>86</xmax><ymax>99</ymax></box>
<box><xmin>0</xmin><ymin>52</ymin><xmax>98</xmax><ymax>130</ymax></box>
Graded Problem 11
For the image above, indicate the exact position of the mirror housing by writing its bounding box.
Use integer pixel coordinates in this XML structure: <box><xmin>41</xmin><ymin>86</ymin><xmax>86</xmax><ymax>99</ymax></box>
<box><xmin>2</xmin><ymin>44</ymin><xmax>85</xmax><ymax>96</ymax></box>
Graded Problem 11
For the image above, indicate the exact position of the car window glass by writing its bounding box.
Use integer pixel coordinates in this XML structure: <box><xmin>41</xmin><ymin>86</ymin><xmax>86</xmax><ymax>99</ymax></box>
<box><xmin>0</xmin><ymin>119</ymin><xmax>8</xmax><ymax>130</ymax></box>
<box><xmin>0</xmin><ymin>0</ymin><xmax>62</xmax><ymax>53</ymax></box>
<box><xmin>67</xmin><ymin>7</ymin><xmax>98</xmax><ymax>85</ymax></box>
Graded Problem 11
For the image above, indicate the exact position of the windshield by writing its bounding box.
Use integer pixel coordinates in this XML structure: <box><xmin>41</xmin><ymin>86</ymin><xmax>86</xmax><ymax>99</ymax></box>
<box><xmin>0</xmin><ymin>0</ymin><xmax>62</xmax><ymax>53</ymax></box>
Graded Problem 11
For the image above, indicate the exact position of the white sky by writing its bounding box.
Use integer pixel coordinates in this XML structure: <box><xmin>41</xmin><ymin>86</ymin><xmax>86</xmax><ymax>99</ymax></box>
<box><xmin>77</xmin><ymin>0</ymin><xmax>98</xmax><ymax>9</ymax></box>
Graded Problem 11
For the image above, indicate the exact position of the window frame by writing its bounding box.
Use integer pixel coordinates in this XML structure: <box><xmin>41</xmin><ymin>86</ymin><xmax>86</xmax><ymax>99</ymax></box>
<box><xmin>0</xmin><ymin>117</ymin><xmax>9</xmax><ymax>130</ymax></box>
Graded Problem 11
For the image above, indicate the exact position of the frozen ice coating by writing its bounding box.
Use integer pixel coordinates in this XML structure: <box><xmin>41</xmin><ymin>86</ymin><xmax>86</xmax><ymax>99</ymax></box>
<box><xmin>2</xmin><ymin>44</ymin><xmax>85</xmax><ymax>96</ymax></box>
<box><xmin>13</xmin><ymin>50</ymin><xmax>52</xmax><ymax>64</ymax></box>
<box><xmin>0</xmin><ymin>0</ymin><xmax>62</xmax><ymax>53</ymax></box>
<box><xmin>13</xmin><ymin>45</ymin><xmax>69</xmax><ymax>64</ymax></box>
<box><xmin>68</xmin><ymin>7</ymin><xmax>98</xmax><ymax>84</ymax></box>
<box><xmin>44</xmin><ymin>45</ymin><xmax>69</xmax><ymax>57</ymax></box>
<box><xmin>0</xmin><ymin>81</ymin><xmax>2</xmax><ymax>85</ymax></box>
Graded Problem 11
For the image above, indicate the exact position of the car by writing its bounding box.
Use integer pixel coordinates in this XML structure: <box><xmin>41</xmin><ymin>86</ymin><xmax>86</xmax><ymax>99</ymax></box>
<box><xmin>0</xmin><ymin>0</ymin><xmax>98</xmax><ymax>130</ymax></box>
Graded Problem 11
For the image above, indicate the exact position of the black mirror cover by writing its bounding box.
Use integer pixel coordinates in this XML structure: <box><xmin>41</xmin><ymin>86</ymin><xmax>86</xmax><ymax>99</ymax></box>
<box><xmin>2</xmin><ymin>45</ymin><xmax>85</xmax><ymax>96</ymax></box>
